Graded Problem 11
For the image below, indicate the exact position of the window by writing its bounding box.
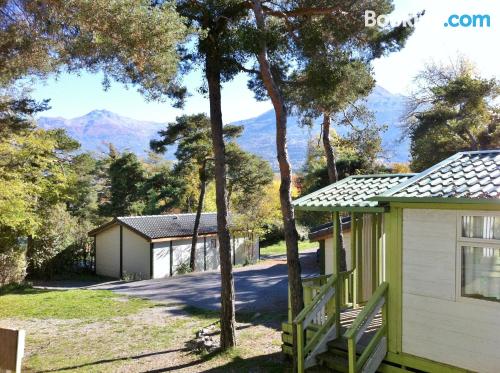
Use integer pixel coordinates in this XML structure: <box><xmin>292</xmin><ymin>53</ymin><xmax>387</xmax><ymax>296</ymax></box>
<box><xmin>459</xmin><ymin>215</ymin><xmax>500</xmax><ymax>303</ymax></box>
<box><xmin>210</xmin><ymin>239</ymin><xmax>217</xmax><ymax>249</ymax></box>
<box><xmin>461</xmin><ymin>215</ymin><xmax>500</xmax><ymax>240</ymax></box>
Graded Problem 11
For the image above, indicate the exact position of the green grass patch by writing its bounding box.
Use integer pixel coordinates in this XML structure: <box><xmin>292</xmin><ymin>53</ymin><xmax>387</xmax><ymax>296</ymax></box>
<box><xmin>0</xmin><ymin>287</ymin><xmax>152</xmax><ymax>319</ymax></box>
<box><xmin>260</xmin><ymin>240</ymin><xmax>318</xmax><ymax>256</ymax></box>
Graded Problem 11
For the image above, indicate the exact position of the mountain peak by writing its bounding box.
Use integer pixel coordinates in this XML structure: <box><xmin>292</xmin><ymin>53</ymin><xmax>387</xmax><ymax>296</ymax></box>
<box><xmin>83</xmin><ymin>109</ymin><xmax>122</xmax><ymax>120</ymax></box>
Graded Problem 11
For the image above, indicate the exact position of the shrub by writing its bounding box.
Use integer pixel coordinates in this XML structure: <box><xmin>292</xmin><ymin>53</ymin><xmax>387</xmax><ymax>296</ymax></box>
<box><xmin>176</xmin><ymin>261</ymin><xmax>192</xmax><ymax>275</ymax></box>
<box><xmin>0</xmin><ymin>248</ymin><xmax>26</xmax><ymax>286</ymax></box>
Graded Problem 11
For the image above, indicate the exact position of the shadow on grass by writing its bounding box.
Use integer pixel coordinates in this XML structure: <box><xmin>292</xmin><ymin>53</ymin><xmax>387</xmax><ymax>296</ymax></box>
<box><xmin>0</xmin><ymin>283</ymin><xmax>47</xmax><ymax>295</ymax></box>
<box><xmin>36</xmin><ymin>346</ymin><xmax>288</xmax><ymax>373</ymax></box>
<box><xmin>200</xmin><ymin>352</ymin><xmax>289</xmax><ymax>373</ymax></box>
<box><xmin>36</xmin><ymin>348</ymin><xmax>189</xmax><ymax>372</ymax></box>
<box><xmin>145</xmin><ymin>350</ymin><xmax>288</xmax><ymax>373</ymax></box>
<box><xmin>172</xmin><ymin>305</ymin><xmax>288</xmax><ymax>331</ymax></box>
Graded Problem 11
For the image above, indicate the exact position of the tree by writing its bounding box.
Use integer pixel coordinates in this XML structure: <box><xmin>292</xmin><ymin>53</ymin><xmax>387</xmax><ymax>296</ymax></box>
<box><xmin>225</xmin><ymin>144</ymin><xmax>274</xmax><ymax>212</ymax></box>
<box><xmin>247</xmin><ymin>1</ymin><xmax>417</xmax><ymax>366</ymax></box>
<box><xmin>1</xmin><ymin>0</ymin><xmax>188</xmax><ymax>102</ymax></box>
<box><xmin>174</xmin><ymin>1</ymin><xmax>256</xmax><ymax>348</ymax></box>
<box><xmin>151</xmin><ymin>114</ymin><xmax>242</xmax><ymax>271</ymax></box>
<box><xmin>1</xmin><ymin>1</ymin><xmax>189</xmax><ymax>283</ymax></box>
<box><xmin>99</xmin><ymin>152</ymin><xmax>147</xmax><ymax>217</ymax></box>
<box><xmin>404</xmin><ymin>58</ymin><xmax>500</xmax><ymax>171</ymax></box>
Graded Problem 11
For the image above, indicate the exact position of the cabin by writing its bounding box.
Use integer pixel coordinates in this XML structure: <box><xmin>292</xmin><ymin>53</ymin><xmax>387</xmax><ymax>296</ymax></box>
<box><xmin>88</xmin><ymin>213</ymin><xmax>258</xmax><ymax>280</ymax></box>
<box><xmin>283</xmin><ymin>150</ymin><xmax>500</xmax><ymax>373</ymax></box>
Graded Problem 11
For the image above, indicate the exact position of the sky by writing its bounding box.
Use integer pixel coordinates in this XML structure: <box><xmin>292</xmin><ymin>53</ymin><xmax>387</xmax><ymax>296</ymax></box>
<box><xmin>31</xmin><ymin>0</ymin><xmax>499</xmax><ymax>123</ymax></box>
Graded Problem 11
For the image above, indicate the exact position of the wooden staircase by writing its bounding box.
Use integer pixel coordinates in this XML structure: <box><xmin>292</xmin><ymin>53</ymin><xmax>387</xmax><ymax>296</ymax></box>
<box><xmin>290</xmin><ymin>280</ymin><xmax>388</xmax><ymax>373</ymax></box>
<box><xmin>308</xmin><ymin>335</ymin><xmax>370</xmax><ymax>372</ymax></box>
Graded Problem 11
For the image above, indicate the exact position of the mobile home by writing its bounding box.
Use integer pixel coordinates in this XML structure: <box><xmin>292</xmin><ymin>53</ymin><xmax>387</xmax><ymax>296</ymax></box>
<box><xmin>283</xmin><ymin>150</ymin><xmax>499</xmax><ymax>373</ymax></box>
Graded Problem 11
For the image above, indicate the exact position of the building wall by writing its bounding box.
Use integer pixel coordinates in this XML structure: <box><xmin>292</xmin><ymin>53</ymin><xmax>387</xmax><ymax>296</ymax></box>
<box><xmin>233</xmin><ymin>236</ymin><xmax>257</xmax><ymax>265</ymax></box>
<box><xmin>122</xmin><ymin>227</ymin><xmax>150</xmax><ymax>279</ymax></box>
<box><xmin>402</xmin><ymin>208</ymin><xmax>500</xmax><ymax>373</ymax></box>
<box><xmin>324</xmin><ymin>223</ymin><xmax>374</xmax><ymax>301</ymax></box>
<box><xmin>325</xmin><ymin>231</ymin><xmax>351</xmax><ymax>275</ymax></box>
<box><xmin>95</xmin><ymin>225</ymin><xmax>120</xmax><ymax>278</ymax></box>
<box><xmin>171</xmin><ymin>239</ymin><xmax>192</xmax><ymax>275</ymax></box>
<box><xmin>153</xmin><ymin>241</ymin><xmax>171</xmax><ymax>279</ymax></box>
<box><xmin>205</xmin><ymin>236</ymin><xmax>219</xmax><ymax>271</ymax></box>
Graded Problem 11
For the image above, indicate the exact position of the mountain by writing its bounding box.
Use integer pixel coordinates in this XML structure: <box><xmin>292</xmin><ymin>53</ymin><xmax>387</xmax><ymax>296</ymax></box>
<box><xmin>37</xmin><ymin>109</ymin><xmax>175</xmax><ymax>158</ymax></box>
<box><xmin>37</xmin><ymin>86</ymin><xmax>408</xmax><ymax>168</ymax></box>
<box><xmin>234</xmin><ymin>86</ymin><xmax>409</xmax><ymax>169</ymax></box>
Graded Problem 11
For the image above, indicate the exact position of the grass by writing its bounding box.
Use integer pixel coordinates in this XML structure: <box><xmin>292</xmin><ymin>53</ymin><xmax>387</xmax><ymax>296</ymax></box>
<box><xmin>0</xmin><ymin>287</ymin><xmax>152</xmax><ymax>319</ymax></box>
<box><xmin>260</xmin><ymin>239</ymin><xmax>318</xmax><ymax>256</ymax></box>
<box><xmin>0</xmin><ymin>285</ymin><xmax>287</xmax><ymax>372</ymax></box>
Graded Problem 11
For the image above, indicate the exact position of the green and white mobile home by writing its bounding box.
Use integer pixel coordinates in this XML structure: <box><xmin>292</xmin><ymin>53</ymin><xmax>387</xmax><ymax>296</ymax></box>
<box><xmin>284</xmin><ymin>150</ymin><xmax>500</xmax><ymax>373</ymax></box>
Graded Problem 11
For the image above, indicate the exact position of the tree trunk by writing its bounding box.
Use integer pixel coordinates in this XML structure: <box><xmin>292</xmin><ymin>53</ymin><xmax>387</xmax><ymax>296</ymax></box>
<box><xmin>190</xmin><ymin>160</ymin><xmax>208</xmax><ymax>272</ymax></box>
<box><xmin>322</xmin><ymin>113</ymin><xmax>338</xmax><ymax>183</ymax></box>
<box><xmin>322</xmin><ymin>113</ymin><xmax>347</xmax><ymax>272</ymax></box>
<box><xmin>205</xmin><ymin>41</ymin><xmax>236</xmax><ymax>349</ymax></box>
<box><xmin>252</xmin><ymin>1</ymin><xmax>303</xmax><ymax>368</ymax></box>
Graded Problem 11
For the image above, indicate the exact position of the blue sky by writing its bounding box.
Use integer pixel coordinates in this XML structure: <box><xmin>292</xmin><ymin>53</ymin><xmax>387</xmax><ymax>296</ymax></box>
<box><xmin>31</xmin><ymin>0</ymin><xmax>499</xmax><ymax>123</ymax></box>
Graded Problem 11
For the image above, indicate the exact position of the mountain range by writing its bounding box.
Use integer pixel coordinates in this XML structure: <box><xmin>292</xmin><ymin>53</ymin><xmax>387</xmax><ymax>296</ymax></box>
<box><xmin>37</xmin><ymin>86</ymin><xmax>409</xmax><ymax>170</ymax></box>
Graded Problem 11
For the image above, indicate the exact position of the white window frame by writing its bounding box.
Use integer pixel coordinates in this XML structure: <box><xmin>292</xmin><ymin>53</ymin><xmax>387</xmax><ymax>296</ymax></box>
<box><xmin>455</xmin><ymin>211</ymin><xmax>500</xmax><ymax>308</ymax></box>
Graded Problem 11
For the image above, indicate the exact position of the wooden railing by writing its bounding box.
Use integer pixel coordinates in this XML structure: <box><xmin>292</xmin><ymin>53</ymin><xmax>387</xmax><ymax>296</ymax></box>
<box><xmin>344</xmin><ymin>282</ymin><xmax>388</xmax><ymax>373</ymax></box>
<box><xmin>294</xmin><ymin>274</ymin><xmax>339</xmax><ymax>372</ymax></box>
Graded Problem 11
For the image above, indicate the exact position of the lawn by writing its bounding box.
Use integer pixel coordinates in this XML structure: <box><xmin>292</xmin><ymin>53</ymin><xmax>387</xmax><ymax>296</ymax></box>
<box><xmin>0</xmin><ymin>286</ymin><xmax>287</xmax><ymax>372</ymax></box>
<box><xmin>260</xmin><ymin>240</ymin><xmax>318</xmax><ymax>256</ymax></box>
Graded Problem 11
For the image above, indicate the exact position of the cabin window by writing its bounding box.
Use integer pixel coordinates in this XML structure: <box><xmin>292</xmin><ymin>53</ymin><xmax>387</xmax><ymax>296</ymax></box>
<box><xmin>461</xmin><ymin>246</ymin><xmax>500</xmax><ymax>302</ymax></box>
<box><xmin>461</xmin><ymin>215</ymin><xmax>500</xmax><ymax>240</ymax></box>
<box><xmin>459</xmin><ymin>214</ymin><xmax>500</xmax><ymax>303</ymax></box>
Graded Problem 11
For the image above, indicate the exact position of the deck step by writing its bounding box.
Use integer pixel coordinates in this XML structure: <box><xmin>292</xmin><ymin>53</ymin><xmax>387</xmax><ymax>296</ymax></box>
<box><xmin>316</xmin><ymin>351</ymin><xmax>350</xmax><ymax>373</ymax></box>
<box><xmin>327</xmin><ymin>337</ymin><xmax>365</xmax><ymax>355</ymax></box>
<box><xmin>305</xmin><ymin>365</ymin><xmax>335</xmax><ymax>373</ymax></box>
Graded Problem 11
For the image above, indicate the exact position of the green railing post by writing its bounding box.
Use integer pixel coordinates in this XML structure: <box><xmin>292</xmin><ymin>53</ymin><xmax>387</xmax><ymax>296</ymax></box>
<box><xmin>348</xmin><ymin>337</ymin><xmax>356</xmax><ymax>373</ymax></box>
<box><xmin>296</xmin><ymin>321</ymin><xmax>304</xmax><ymax>373</ymax></box>
<box><xmin>371</xmin><ymin>213</ymin><xmax>378</xmax><ymax>294</ymax></box>
<box><xmin>356</xmin><ymin>214</ymin><xmax>364</xmax><ymax>304</ymax></box>
<box><xmin>377</xmin><ymin>213</ymin><xmax>383</xmax><ymax>284</ymax></box>
<box><xmin>351</xmin><ymin>213</ymin><xmax>358</xmax><ymax>307</ymax></box>
<box><xmin>333</xmin><ymin>211</ymin><xmax>342</xmax><ymax>338</ymax></box>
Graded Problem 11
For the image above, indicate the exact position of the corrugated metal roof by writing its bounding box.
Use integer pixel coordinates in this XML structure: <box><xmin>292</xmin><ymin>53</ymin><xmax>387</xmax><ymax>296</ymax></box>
<box><xmin>375</xmin><ymin>150</ymin><xmax>500</xmax><ymax>200</ymax></box>
<box><xmin>117</xmin><ymin>213</ymin><xmax>219</xmax><ymax>239</ymax></box>
<box><xmin>293</xmin><ymin>174</ymin><xmax>416</xmax><ymax>210</ymax></box>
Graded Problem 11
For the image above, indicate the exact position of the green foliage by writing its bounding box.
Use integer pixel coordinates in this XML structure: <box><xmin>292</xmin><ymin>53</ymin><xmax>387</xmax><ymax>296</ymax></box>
<box><xmin>176</xmin><ymin>261</ymin><xmax>192</xmax><ymax>275</ymax></box>
<box><xmin>0</xmin><ymin>124</ymin><xmax>78</xmax><ymax>238</ymax></box>
<box><xmin>226</xmin><ymin>143</ymin><xmax>274</xmax><ymax>212</ymax></box>
<box><xmin>26</xmin><ymin>204</ymin><xmax>94</xmax><ymax>279</ymax></box>
<box><xmin>405</xmin><ymin>58</ymin><xmax>500</xmax><ymax>171</ymax></box>
<box><xmin>0</xmin><ymin>93</ymin><xmax>50</xmax><ymax>135</ymax></box>
<box><xmin>299</xmin><ymin>135</ymin><xmax>387</xmax><ymax>197</ymax></box>
<box><xmin>1</xmin><ymin>0</ymin><xmax>189</xmax><ymax>103</ymax></box>
<box><xmin>98</xmin><ymin>152</ymin><xmax>147</xmax><ymax>217</ymax></box>
<box><xmin>0</xmin><ymin>248</ymin><xmax>26</xmax><ymax>286</ymax></box>
<box><xmin>151</xmin><ymin>114</ymin><xmax>274</xmax><ymax>229</ymax></box>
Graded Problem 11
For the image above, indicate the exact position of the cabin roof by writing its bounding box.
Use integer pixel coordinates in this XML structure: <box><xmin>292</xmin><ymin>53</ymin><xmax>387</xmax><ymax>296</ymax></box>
<box><xmin>293</xmin><ymin>174</ymin><xmax>416</xmax><ymax>212</ymax></box>
<box><xmin>309</xmin><ymin>217</ymin><xmax>352</xmax><ymax>241</ymax></box>
<box><xmin>89</xmin><ymin>212</ymin><xmax>219</xmax><ymax>239</ymax></box>
<box><xmin>373</xmin><ymin>150</ymin><xmax>500</xmax><ymax>203</ymax></box>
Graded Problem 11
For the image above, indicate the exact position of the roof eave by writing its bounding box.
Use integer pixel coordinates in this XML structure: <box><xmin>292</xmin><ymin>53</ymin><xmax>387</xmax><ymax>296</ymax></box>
<box><xmin>294</xmin><ymin>205</ymin><xmax>387</xmax><ymax>213</ymax></box>
<box><xmin>370</xmin><ymin>196</ymin><xmax>500</xmax><ymax>205</ymax></box>
<box><xmin>88</xmin><ymin>218</ymin><xmax>119</xmax><ymax>237</ymax></box>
